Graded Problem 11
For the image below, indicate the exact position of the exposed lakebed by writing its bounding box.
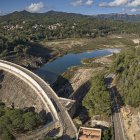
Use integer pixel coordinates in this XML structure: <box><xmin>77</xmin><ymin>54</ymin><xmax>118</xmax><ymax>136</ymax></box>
<box><xmin>36</xmin><ymin>48</ymin><xmax>120</xmax><ymax>84</ymax></box>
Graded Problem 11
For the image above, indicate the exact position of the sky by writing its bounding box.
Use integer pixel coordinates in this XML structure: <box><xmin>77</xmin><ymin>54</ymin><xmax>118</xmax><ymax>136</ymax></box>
<box><xmin>0</xmin><ymin>0</ymin><xmax>140</xmax><ymax>15</ymax></box>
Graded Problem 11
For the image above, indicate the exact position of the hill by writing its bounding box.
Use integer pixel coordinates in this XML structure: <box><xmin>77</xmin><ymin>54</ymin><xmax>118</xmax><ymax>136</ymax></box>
<box><xmin>0</xmin><ymin>10</ymin><xmax>92</xmax><ymax>24</ymax></box>
<box><xmin>0</xmin><ymin>11</ymin><xmax>140</xmax><ymax>24</ymax></box>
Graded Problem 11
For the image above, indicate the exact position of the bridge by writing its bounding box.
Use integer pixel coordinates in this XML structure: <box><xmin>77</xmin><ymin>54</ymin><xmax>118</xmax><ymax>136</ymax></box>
<box><xmin>0</xmin><ymin>60</ymin><xmax>77</xmax><ymax>139</ymax></box>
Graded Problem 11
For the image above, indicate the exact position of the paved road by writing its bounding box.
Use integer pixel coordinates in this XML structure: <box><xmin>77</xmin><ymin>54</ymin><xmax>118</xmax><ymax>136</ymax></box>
<box><xmin>106</xmin><ymin>74</ymin><xmax>126</xmax><ymax>140</ymax></box>
<box><xmin>111</xmin><ymin>86</ymin><xmax>126</xmax><ymax>140</ymax></box>
<box><xmin>0</xmin><ymin>60</ymin><xmax>77</xmax><ymax>140</ymax></box>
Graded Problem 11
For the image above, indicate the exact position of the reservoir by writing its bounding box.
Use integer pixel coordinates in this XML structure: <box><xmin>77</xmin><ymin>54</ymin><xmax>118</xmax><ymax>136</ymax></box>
<box><xmin>36</xmin><ymin>48</ymin><xmax>120</xmax><ymax>84</ymax></box>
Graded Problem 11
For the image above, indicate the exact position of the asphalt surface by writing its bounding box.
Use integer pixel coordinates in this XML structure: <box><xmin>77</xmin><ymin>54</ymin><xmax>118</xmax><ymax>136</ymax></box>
<box><xmin>111</xmin><ymin>86</ymin><xmax>126</xmax><ymax>140</ymax></box>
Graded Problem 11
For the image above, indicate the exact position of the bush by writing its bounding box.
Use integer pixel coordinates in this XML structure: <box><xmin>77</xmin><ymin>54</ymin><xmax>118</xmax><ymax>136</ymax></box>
<box><xmin>23</xmin><ymin>112</ymin><xmax>42</xmax><ymax>131</ymax></box>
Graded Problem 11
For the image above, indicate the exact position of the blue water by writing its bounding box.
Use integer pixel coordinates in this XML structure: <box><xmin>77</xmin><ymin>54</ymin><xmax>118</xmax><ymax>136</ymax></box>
<box><xmin>36</xmin><ymin>48</ymin><xmax>120</xmax><ymax>84</ymax></box>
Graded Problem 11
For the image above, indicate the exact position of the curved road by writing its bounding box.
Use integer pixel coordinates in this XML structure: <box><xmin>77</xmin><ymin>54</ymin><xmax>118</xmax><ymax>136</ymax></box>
<box><xmin>0</xmin><ymin>60</ymin><xmax>77</xmax><ymax>139</ymax></box>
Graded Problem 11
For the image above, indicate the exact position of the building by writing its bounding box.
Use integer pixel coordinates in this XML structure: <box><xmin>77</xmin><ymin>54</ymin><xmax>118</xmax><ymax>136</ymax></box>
<box><xmin>77</xmin><ymin>127</ymin><xmax>101</xmax><ymax>140</ymax></box>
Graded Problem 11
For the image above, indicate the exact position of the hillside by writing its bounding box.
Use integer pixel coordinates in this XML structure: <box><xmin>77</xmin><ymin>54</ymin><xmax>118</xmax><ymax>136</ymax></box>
<box><xmin>0</xmin><ymin>10</ymin><xmax>140</xmax><ymax>69</ymax></box>
<box><xmin>1</xmin><ymin>11</ymin><xmax>140</xmax><ymax>24</ymax></box>
<box><xmin>111</xmin><ymin>47</ymin><xmax>140</xmax><ymax>107</ymax></box>
<box><xmin>0</xmin><ymin>10</ymin><xmax>92</xmax><ymax>24</ymax></box>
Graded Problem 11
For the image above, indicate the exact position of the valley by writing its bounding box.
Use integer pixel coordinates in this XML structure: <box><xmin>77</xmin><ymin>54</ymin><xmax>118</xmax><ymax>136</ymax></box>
<box><xmin>0</xmin><ymin>9</ymin><xmax>140</xmax><ymax>140</ymax></box>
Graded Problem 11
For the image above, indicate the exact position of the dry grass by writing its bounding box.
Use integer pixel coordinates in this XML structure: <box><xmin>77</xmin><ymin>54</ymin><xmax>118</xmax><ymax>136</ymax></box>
<box><xmin>41</xmin><ymin>36</ymin><xmax>136</xmax><ymax>56</ymax></box>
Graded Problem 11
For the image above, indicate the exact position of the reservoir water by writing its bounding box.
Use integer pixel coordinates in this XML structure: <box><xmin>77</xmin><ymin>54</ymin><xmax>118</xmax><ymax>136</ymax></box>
<box><xmin>36</xmin><ymin>48</ymin><xmax>120</xmax><ymax>84</ymax></box>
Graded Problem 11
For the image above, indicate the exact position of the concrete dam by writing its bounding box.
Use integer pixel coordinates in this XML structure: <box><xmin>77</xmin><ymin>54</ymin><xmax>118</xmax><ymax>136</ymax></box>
<box><xmin>0</xmin><ymin>60</ymin><xmax>77</xmax><ymax>140</ymax></box>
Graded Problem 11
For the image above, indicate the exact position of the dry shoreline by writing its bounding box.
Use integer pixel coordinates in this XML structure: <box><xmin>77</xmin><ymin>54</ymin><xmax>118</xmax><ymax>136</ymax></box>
<box><xmin>3</xmin><ymin>34</ymin><xmax>136</xmax><ymax>70</ymax></box>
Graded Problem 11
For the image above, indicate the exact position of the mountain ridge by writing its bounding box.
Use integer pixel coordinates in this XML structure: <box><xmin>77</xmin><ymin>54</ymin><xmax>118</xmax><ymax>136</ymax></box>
<box><xmin>0</xmin><ymin>10</ymin><xmax>140</xmax><ymax>24</ymax></box>
<box><xmin>93</xmin><ymin>13</ymin><xmax>140</xmax><ymax>22</ymax></box>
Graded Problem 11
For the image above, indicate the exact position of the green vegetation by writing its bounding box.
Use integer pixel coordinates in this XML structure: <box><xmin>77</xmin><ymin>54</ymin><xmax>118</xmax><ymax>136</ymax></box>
<box><xmin>0</xmin><ymin>101</ymin><xmax>44</xmax><ymax>140</ymax></box>
<box><xmin>111</xmin><ymin>47</ymin><xmax>140</xmax><ymax>107</ymax></box>
<box><xmin>83</xmin><ymin>37</ymin><xmax>135</xmax><ymax>49</ymax></box>
<box><xmin>0</xmin><ymin>10</ymin><xmax>139</xmax><ymax>59</ymax></box>
<box><xmin>43</xmin><ymin>137</ymin><xmax>58</xmax><ymax>140</ymax></box>
<box><xmin>101</xmin><ymin>127</ymin><xmax>112</xmax><ymax>140</ymax></box>
<box><xmin>82</xmin><ymin>73</ymin><xmax>111</xmax><ymax>117</ymax></box>
<box><xmin>81</xmin><ymin>57</ymin><xmax>104</xmax><ymax>68</ymax></box>
<box><xmin>82</xmin><ymin>58</ymin><xmax>96</xmax><ymax>64</ymax></box>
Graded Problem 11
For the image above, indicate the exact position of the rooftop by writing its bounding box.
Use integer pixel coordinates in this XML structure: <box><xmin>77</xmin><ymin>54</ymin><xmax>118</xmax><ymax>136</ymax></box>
<box><xmin>77</xmin><ymin>127</ymin><xmax>101</xmax><ymax>140</ymax></box>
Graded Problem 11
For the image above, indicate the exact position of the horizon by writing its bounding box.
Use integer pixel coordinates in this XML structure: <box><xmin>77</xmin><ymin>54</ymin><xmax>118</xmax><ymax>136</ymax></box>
<box><xmin>0</xmin><ymin>0</ymin><xmax>140</xmax><ymax>16</ymax></box>
<box><xmin>0</xmin><ymin>9</ymin><xmax>140</xmax><ymax>17</ymax></box>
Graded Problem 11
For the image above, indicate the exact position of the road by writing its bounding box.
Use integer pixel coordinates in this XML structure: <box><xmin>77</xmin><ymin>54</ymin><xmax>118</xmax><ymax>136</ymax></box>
<box><xmin>111</xmin><ymin>86</ymin><xmax>126</xmax><ymax>140</ymax></box>
<box><xmin>0</xmin><ymin>60</ymin><xmax>77</xmax><ymax>139</ymax></box>
<box><xmin>106</xmin><ymin>74</ymin><xmax>126</xmax><ymax>140</ymax></box>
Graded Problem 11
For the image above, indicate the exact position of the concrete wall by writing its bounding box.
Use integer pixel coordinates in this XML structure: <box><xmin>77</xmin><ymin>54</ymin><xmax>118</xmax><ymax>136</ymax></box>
<box><xmin>0</xmin><ymin>60</ymin><xmax>77</xmax><ymax>138</ymax></box>
<box><xmin>59</xmin><ymin>97</ymin><xmax>76</xmax><ymax>117</ymax></box>
<box><xmin>0</xmin><ymin>71</ymin><xmax>46</xmax><ymax>112</ymax></box>
<box><xmin>0</xmin><ymin>62</ymin><xmax>59</xmax><ymax>121</ymax></box>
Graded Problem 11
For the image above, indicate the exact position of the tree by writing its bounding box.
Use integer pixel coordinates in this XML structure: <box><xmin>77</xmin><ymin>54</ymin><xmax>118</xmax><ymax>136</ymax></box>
<box><xmin>83</xmin><ymin>73</ymin><xmax>111</xmax><ymax>117</ymax></box>
<box><xmin>0</xmin><ymin>102</ymin><xmax>44</xmax><ymax>139</ymax></box>
<box><xmin>23</xmin><ymin>112</ymin><xmax>42</xmax><ymax>131</ymax></box>
<box><xmin>0</xmin><ymin>130</ymin><xmax>15</xmax><ymax>140</ymax></box>
<box><xmin>5</xmin><ymin>109</ymin><xmax>24</xmax><ymax>131</ymax></box>
<box><xmin>102</xmin><ymin>127</ymin><xmax>112</xmax><ymax>140</ymax></box>
<box><xmin>111</xmin><ymin>48</ymin><xmax>140</xmax><ymax>107</ymax></box>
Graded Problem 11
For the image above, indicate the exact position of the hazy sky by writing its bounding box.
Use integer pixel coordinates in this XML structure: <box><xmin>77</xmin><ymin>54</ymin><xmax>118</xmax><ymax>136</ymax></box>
<box><xmin>0</xmin><ymin>0</ymin><xmax>140</xmax><ymax>15</ymax></box>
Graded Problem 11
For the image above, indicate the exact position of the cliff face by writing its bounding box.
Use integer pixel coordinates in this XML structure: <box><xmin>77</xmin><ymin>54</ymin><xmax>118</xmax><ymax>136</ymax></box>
<box><xmin>55</xmin><ymin>67</ymin><xmax>103</xmax><ymax>98</ymax></box>
<box><xmin>121</xmin><ymin>106</ymin><xmax>140</xmax><ymax>140</ymax></box>
<box><xmin>0</xmin><ymin>71</ymin><xmax>46</xmax><ymax>113</ymax></box>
